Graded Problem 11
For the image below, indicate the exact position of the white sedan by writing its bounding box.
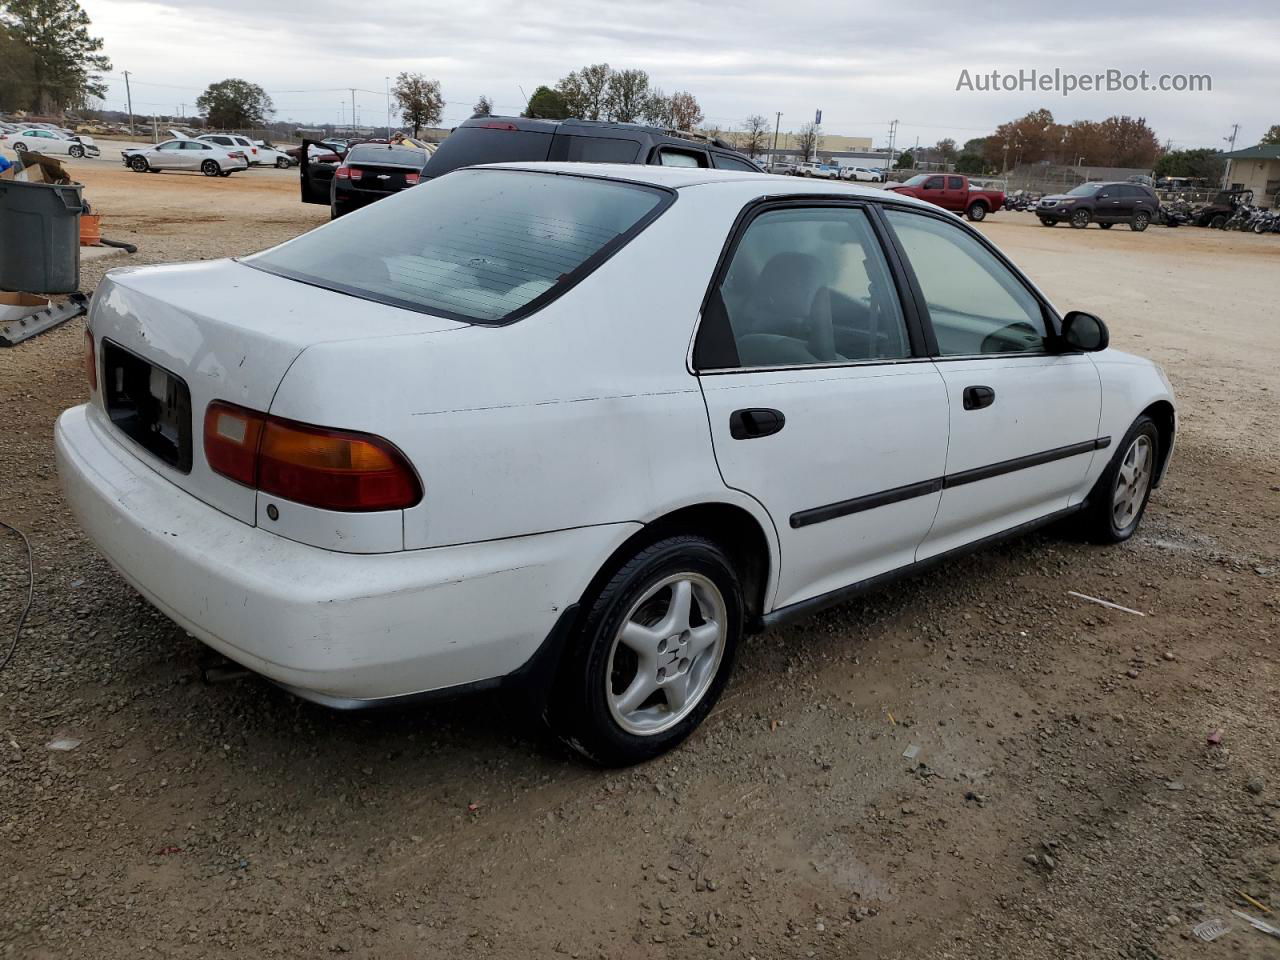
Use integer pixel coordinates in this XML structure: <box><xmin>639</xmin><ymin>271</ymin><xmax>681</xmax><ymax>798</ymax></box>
<box><xmin>3</xmin><ymin>128</ymin><xmax>100</xmax><ymax>158</ymax></box>
<box><xmin>121</xmin><ymin>138</ymin><xmax>249</xmax><ymax>176</ymax></box>
<box><xmin>56</xmin><ymin>165</ymin><xmax>1175</xmax><ymax>765</ymax></box>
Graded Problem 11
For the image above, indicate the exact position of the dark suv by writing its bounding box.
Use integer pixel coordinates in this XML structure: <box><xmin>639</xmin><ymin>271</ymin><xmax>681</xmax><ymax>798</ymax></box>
<box><xmin>421</xmin><ymin>116</ymin><xmax>764</xmax><ymax>180</ymax></box>
<box><xmin>1036</xmin><ymin>181</ymin><xmax>1160</xmax><ymax>231</ymax></box>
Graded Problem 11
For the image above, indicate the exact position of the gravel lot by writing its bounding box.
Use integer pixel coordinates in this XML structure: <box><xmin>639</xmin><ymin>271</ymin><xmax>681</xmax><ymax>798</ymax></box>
<box><xmin>1</xmin><ymin>160</ymin><xmax>1278</xmax><ymax>960</ymax></box>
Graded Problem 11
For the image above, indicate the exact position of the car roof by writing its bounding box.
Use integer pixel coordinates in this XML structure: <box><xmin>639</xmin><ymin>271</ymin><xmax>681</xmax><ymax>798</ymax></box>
<box><xmin>475</xmin><ymin>162</ymin><xmax>935</xmax><ymax>206</ymax></box>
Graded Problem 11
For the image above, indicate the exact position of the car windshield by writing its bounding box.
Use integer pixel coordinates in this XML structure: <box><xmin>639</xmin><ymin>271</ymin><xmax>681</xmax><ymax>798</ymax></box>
<box><xmin>1067</xmin><ymin>183</ymin><xmax>1103</xmax><ymax>197</ymax></box>
<box><xmin>247</xmin><ymin>169</ymin><xmax>672</xmax><ymax>324</ymax></box>
<box><xmin>901</xmin><ymin>175</ymin><xmax>928</xmax><ymax>186</ymax></box>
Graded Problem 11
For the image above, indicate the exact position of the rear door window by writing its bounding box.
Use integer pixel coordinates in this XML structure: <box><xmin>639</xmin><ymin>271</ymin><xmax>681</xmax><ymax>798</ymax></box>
<box><xmin>948</xmin><ymin>176</ymin><xmax>964</xmax><ymax>190</ymax></box>
<box><xmin>551</xmin><ymin>135</ymin><xmax>641</xmax><ymax>164</ymax></box>
<box><xmin>247</xmin><ymin>169</ymin><xmax>673</xmax><ymax>324</ymax></box>
<box><xmin>424</xmin><ymin>126</ymin><xmax>553</xmax><ymax>177</ymax></box>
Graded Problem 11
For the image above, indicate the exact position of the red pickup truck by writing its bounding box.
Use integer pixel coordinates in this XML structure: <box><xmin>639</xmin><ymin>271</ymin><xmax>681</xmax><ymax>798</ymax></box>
<box><xmin>884</xmin><ymin>174</ymin><xmax>1005</xmax><ymax>221</ymax></box>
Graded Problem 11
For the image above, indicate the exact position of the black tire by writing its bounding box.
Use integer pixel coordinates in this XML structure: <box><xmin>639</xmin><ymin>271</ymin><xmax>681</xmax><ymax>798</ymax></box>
<box><xmin>276</xmin><ymin>157</ymin><xmax>291</xmax><ymax>169</ymax></box>
<box><xmin>966</xmin><ymin>202</ymin><xmax>987</xmax><ymax>222</ymax></box>
<box><xmin>1070</xmin><ymin>209</ymin><xmax>1092</xmax><ymax>229</ymax></box>
<box><xmin>1130</xmin><ymin>211</ymin><xmax>1151</xmax><ymax>232</ymax></box>
<box><xmin>1078</xmin><ymin>416</ymin><xmax>1160</xmax><ymax>544</ymax></box>
<box><xmin>1099</xmin><ymin>222</ymin><xmax>1114</xmax><ymax>229</ymax></box>
<box><xmin>68</xmin><ymin>144</ymin><xmax>84</xmax><ymax>159</ymax></box>
<box><xmin>129</xmin><ymin>155</ymin><xmax>148</xmax><ymax>172</ymax></box>
<box><xmin>549</xmin><ymin>535</ymin><xmax>744</xmax><ymax>766</ymax></box>
<box><xmin>1039</xmin><ymin>217</ymin><xmax>1058</xmax><ymax>227</ymax></box>
<box><xmin>201</xmin><ymin>160</ymin><xmax>220</xmax><ymax>177</ymax></box>
<box><xmin>218</xmin><ymin>170</ymin><xmax>232</xmax><ymax>177</ymax></box>
<box><xmin>13</xmin><ymin>141</ymin><xmax>28</xmax><ymax>153</ymax></box>
<box><xmin>1209</xmin><ymin>213</ymin><xmax>1228</xmax><ymax>229</ymax></box>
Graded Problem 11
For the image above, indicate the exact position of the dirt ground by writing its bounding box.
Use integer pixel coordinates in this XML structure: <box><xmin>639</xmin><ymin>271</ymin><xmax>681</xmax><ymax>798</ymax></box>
<box><xmin>1</xmin><ymin>160</ymin><xmax>1278</xmax><ymax>960</ymax></box>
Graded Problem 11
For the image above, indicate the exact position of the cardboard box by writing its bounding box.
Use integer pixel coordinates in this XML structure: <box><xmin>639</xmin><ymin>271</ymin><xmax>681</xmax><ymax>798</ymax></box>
<box><xmin>0</xmin><ymin>152</ymin><xmax>72</xmax><ymax>184</ymax></box>
<box><xmin>0</xmin><ymin>291</ymin><xmax>51</xmax><ymax>324</ymax></box>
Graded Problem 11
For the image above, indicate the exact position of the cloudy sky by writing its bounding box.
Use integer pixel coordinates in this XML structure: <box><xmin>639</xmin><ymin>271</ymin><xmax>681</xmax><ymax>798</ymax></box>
<box><xmin>81</xmin><ymin>0</ymin><xmax>1278</xmax><ymax>149</ymax></box>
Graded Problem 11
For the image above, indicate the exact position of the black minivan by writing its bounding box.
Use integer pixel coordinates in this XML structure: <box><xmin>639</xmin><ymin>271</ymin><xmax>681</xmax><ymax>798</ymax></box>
<box><xmin>1036</xmin><ymin>181</ymin><xmax>1160</xmax><ymax>231</ymax></box>
<box><xmin>423</xmin><ymin>116</ymin><xmax>763</xmax><ymax>179</ymax></box>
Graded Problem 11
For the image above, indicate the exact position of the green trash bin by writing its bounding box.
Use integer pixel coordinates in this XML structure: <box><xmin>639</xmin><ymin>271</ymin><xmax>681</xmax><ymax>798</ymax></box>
<box><xmin>0</xmin><ymin>178</ymin><xmax>85</xmax><ymax>294</ymax></box>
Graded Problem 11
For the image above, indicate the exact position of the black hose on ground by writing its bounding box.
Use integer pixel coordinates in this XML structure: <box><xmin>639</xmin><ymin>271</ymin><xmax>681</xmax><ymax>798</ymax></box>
<box><xmin>98</xmin><ymin>238</ymin><xmax>138</xmax><ymax>254</ymax></box>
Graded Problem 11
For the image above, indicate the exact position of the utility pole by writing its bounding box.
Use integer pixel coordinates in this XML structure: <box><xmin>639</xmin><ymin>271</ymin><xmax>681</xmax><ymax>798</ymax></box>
<box><xmin>772</xmin><ymin>111</ymin><xmax>782</xmax><ymax>169</ymax></box>
<box><xmin>913</xmin><ymin>135</ymin><xmax>920</xmax><ymax>170</ymax></box>
<box><xmin>886</xmin><ymin>119</ymin><xmax>898</xmax><ymax>172</ymax></box>
<box><xmin>350</xmin><ymin>88</ymin><xmax>358</xmax><ymax>132</ymax></box>
<box><xmin>123</xmin><ymin>70</ymin><xmax>135</xmax><ymax>136</ymax></box>
<box><xmin>385</xmin><ymin>77</ymin><xmax>391</xmax><ymax>135</ymax></box>
<box><xmin>1222</xmin><ymin>123</ymin><xmax>1239</xmax><ymax>189</ymax></box>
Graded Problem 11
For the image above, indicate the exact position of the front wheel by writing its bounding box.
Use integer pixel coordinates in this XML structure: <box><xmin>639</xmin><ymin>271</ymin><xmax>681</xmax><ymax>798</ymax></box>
<box><xmin>1099</xmin><ymin>222</ymin><xmax>1114</xmax><ymax>229</ymax></box>
<box><xmin>68</xmin><ymin>144</ymin><xmax>84</xmax><ymax>159</ymax></box>
<box><xmin>1039</xmin><ymin>217</ymin><xmax>1058</xmax><ymax>227</ymax></box>
<box><xmin>129</xmin><ymin>155</ymin><xmax>148</xmax><ymax>172</ymax></box>
<box><xmin>549</xmin><ymin>535</ymin><xmax>743</xmax><ymax>766</ymax></box>
<box><xmin>1078</xmin><ymin>416</ymin><xmax>1159</xmax><ymax>543</ymax></box>
<box><xmin>1130</xmin><ymin>211</ymin><xmax>1151</xmax><ymax>232</ymax></box>
<box><xmin>276</xmin><ymin>157</ymin><xmax>291</xmax><ymax>168</ymax></box>
<box><xmin>1209</xmin><ymin>213</ymin><xmax>1228</xmax><ymax>229</ymax></box>
<box><xmin>201</xmin><ymin>160</ymin><xmax>220</xmax><ymax>177</ymax></box>
<box><xmin>966</xmin><ymin>202</ymin><xmax>987</xmax><ymax>222</ymax></box>
<box><xmin>1070</xmin><ymin>209</ymin><xmax>1092</xmax><ymax>229</ymax></box>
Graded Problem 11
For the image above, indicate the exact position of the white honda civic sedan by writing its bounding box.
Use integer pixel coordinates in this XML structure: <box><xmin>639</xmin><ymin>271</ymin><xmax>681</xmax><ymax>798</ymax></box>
<box><xmin>56</xmin><ymin>164</ymin><xmax>1175</xmax><ymax>765</ymax></box>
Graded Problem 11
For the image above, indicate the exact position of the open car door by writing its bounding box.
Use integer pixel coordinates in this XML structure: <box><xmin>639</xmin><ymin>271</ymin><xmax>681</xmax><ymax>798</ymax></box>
<box><xmin>299</xmin><ymin>138</ymin><xmax>339</xmax><ymax>205</ymax></box>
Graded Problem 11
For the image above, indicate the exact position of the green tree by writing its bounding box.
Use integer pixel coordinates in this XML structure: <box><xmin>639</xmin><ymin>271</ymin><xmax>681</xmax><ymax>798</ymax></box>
<box><xmin>523</xmin><ymin>85</ymin><xmax>569</xmax><ymax>120</ymax></box>
<box><xmin>392</xmin><ymin>72</ymin><xmax>443</xmax><ymax>136</ymax></box>
<box><xmin>472</xmin><ymin>95</ymin><xmax>493</xmax><ymax>118</ymax></box>
<box><xmin>934</xmin><ymin>138</ymin><xmax>957</xmax><ymax>164</ymax></box>
<box><xmin>895</xmin><ymin>149</ymin><xmax>914</xmax><ymax>170</ymax></box>
<box><xmin>556</xmin><ymin>63</ymin><xmax>611</xmax><ymax>119</ymax></box>
<box><xmin>1260</xmin><ymin>124</ymin><xmax>1280</xmax><ymax>145</ymax></box>
<box><xmin>0</xmin><ymin>0</ymin><xmax>111</xmax><ymax>113</ymax></box>
<box><xmin>954</xmin><ymin>152</ymin><xmax>984</xmax><ymax>174</ymax></box>
<box><xmin>196</xmin><ymin>78</ymin><xmax>273</xmax><ymax>129</ymax></box>
<box><xmin>1153</xmin><ymin>148</ymin><xmax>1225</xmax><ymax>182</ymax></box>
<box><xmin>0</xmin><ymin>25</ymin><xmax>36</xmax><ymax>113</ymax></box>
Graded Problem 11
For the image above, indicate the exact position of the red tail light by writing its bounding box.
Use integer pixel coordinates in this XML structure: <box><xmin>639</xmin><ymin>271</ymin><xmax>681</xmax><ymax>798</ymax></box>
<box><xmin>403</xmin><ymin>172</ymin><xmax>420</xmax><ymax>186</ymax></box>
<box><xmin>335</xmin><ymin>165</ymin><xmax>362</xmax><ymax>180</ymax></box>
<box><xmin>203</xmin><ymin>401</ymin><xmax>421</xmax><ymax>512</ymax></box>
<box><xmin>83</xmin><ymin>330</ymin><xmax>97</xmax><ymax>391</ymax></box>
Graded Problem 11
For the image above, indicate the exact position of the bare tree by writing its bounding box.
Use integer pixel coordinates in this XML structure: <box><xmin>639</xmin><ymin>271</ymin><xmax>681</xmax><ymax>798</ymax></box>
<box><xmin>795</xmin><ymin>121</ymin><xmax>822</xmax><ymax>161</ymax></box>
<box><xmin>393</xmin><ymin>72</ymin><xmax>443</xmax><ymax>136</ymax></box>
<box><xmin>740</xmin><ymin>114</ymin><xmax>770</xmax><ymax>159</ymax></box>
<box><xmin>668</xmin><ymin>91</ymin><xmax>703</xmax><ymax>131</ymax></box>
<box><xmin>472</xmin><ymin>95</ymin><xmax>493</xmax><ymax>117</ymax></box>
<box><xmin>605</xmin><ymin>68</ymin><xmax>650</xmax><ymax>123</ymax></box>
<box><xmin>556</xmin><ymin>62</ymin><xmax>611</xmax><ymax>120</ymax></box>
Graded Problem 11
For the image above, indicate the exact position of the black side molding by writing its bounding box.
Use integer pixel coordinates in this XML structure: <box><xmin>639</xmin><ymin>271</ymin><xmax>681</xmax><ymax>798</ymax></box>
<box><xmin>942</xmin><ymin>437</ymin><xmax>1110</xmax><ymax>489</ymax></box>
<box><xmin>791</xmin><ymin>478</ymin><xmax>942</xmax><ymax>528</ymax></box>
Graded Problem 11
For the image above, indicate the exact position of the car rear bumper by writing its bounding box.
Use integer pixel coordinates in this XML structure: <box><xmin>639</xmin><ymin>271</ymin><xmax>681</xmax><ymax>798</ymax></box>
<box><xmin>56</xmin><ymin>404</ymin><xmax>638</xmax><ymax>704</ymax></box>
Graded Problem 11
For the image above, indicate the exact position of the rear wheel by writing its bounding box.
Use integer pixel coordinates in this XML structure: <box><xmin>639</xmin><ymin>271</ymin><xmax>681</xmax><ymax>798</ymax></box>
<box><xmin>966</xmin><ymin>202</ymin><xmax>987</xmax><ymax>222</ymax></box>
<box><xmin>201</xmin><ymin>160</ymin><xmax>220</xmax><ymax>177</ymax></box>
<box><xmin>1070</xmin><ymin>209</ymin><xmax>1092</xmax><ymax>229</ymax></box>
<box><xmin>1209</xmin><ymin>213</ymin><xmax>1228</xmax><ymax>229</ymax></box>
<box><xmin>549</xmin><ymin>535</ymin><xmax>743</xmax><ymax>766</ymax></box>
<box><xmin>12</xmin><ymin>141</ymin><xmax>28</xmax><ymax>153</ymax></box>
<box><xmin>1078</xmin><ymin>416</ymin><xmax>1159</xmax><ymax>544</ymax></box>
<box><xmin>129</xmin><ymin>155</ymin><xmax>148</xmax><ymax>172</ymax></box>
<box><xmin>1130</xmin><ymin>211</ymin><xmax>1151</xmax><ymax>232</ymax></box>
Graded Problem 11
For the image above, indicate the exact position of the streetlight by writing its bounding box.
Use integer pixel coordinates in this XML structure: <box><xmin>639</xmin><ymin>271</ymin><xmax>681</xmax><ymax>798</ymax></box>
<box><xmin>385</xmin><ymin>76</ymin><xmax>391</xmax><ymax>136</ymax></box>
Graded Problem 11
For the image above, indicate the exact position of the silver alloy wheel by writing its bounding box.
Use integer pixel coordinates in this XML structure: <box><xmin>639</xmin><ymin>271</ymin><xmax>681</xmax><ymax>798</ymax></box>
<box><xmin>606</xmin><ymin>572</ymin><xmax>727</xmax><ymax>736</ymax></box>
<box><xmin>1112</xmin><ymin>434</ymin><xmax>1154</xmax><ymax>530</ymax></box>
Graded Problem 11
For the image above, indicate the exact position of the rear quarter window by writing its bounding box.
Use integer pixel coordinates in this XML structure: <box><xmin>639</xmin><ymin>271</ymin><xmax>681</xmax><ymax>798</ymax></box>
<box><xmin>247</xmin><ymin>169</ymin><xmax>673</xmax><ymax>324</ymax></box>
<box><xmin>550</xmin><ymin>134</ymin><xmax>641</xmax><ymax>164</ymax></box>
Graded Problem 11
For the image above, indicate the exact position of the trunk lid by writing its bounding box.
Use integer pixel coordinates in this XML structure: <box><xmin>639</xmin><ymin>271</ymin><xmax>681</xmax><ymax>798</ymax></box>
<box><xmin>89</xmin><ymin>258</ymin><xmax>465</xmax><ymax>524</ymax></box>
<box><xmin>345</xmin><ymin>162</ymin><xmax>416</xmax><ymax>195</ymax></box>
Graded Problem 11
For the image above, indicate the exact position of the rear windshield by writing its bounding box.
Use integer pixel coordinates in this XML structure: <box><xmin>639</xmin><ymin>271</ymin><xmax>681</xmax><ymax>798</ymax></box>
<box><xmin>347</xmin><ymin>144</ymin><xmax>427</xmax><ymax>166</ymax></box>
<box><xmin>424</xmin><ymin>126</ymin><xmax>552</xmax><ymax>178</ymax></box>
<box><xmin>247</xmin><ymin>169</ymin><xmax>672</xmax><ymax>324</ymax></box>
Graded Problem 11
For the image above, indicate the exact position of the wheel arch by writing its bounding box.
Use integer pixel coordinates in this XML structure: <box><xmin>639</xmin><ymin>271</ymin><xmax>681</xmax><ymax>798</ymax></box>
<box><xmin>578</xmin><ymin>501</ymin><xmax>778</xmax><ymax>634</ymax></box>
<box><xmin>1141</xmin><ymin>399</ymin><xmax>1176</xmax><ymax>487</ymax></box>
